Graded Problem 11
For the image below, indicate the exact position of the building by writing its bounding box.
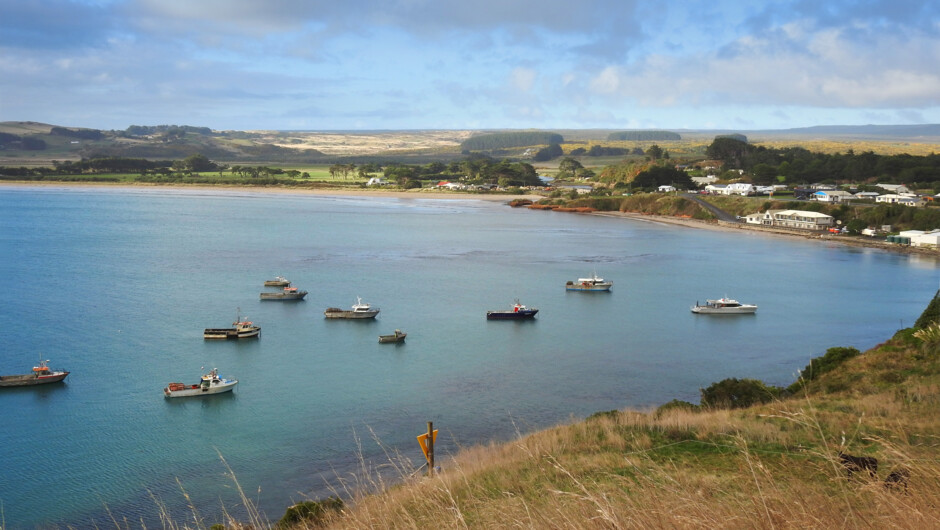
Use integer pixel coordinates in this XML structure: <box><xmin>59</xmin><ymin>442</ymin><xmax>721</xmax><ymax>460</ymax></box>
<box><xmin>813</xmin><ymin>190</ymin><xmax>855</xmax><ymax>203</ymax></box>
<box><xmin>899</xmin><ymin>230</ymin><xmax>940</xmax><ymax>248</ymax></box>
<box><xmin>658</xmin><ymin>185</ymin><xmax>677</xmax><ymax>193</ymax></box>
<box><xmin>744</xmin><ymin>209</ymin><xmax>834</xmax><ymax>230</ymax></box>
<box><xmin>877</xmin><ymin>194</ymin><xmax>925</xmax><ymax>206</ymax></box>
<box><xmin>877</xmin><ymin>184</ymin><xmax>911</xmax><ymax>194</ymax></box>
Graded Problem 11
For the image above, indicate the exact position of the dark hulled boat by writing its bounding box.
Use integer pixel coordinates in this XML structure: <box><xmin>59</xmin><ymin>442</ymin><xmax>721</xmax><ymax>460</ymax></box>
<box><xmin>486</xmin><ymin>301</ymin><xmax>538</xmax><ymax>320</ymax></box>
<box><xmin>0</xmin><ymin>359</ymin><xmax>70</xmax><ymax>387</ymax></box>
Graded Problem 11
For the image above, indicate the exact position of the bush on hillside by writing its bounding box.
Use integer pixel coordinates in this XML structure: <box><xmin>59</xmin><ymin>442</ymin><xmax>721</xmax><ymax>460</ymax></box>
<box><xmin>915</xmin><ymin>290</ymin><xmax>940</xmax><ymax>329</ymax></box>
<box><xmin>700</xmin><ymin>378</ymin><xmax>783</xmax><ymax>409</ymax></box>
<box><xmin>787</xmin><ymin>346</ymin><xmax>861</xmax><ymax>393</ymax></box>
<box><xmin>277</xmin><ymin>497</ymin><xmax>344</xmax><ymax>528</ymax></box>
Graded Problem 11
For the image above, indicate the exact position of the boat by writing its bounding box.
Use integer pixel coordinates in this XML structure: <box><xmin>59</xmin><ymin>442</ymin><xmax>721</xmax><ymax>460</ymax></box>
<box><xmin>263</xmin><ymin>276</ymin><xmax>291</xmax><ymax>287</ymax></box>
<box><xmin>204</xmin><ymin>310</ymin><xmax>260</xmax><ymax>339</ymax></box>
<box><xmin>691</xmin><ymin>297</ymin><xmax>758</xmax><ymax>314</ymax></box>
<box><xmin>163</xmin><ymin>368</ymin><xmax>237</xmax><ymax>398</ymax></box>
<box><xmin>565</xmin><ymin>272</ymin><xmax>613</xmax><ymax>292</ymax></box>
<box><xmin>324</xmin><ymin>296</ymin><xmax>380</xmax><ymax>319</ymax></box>
<box><xmin>0</xmin><ymin>358</ymin><xmax>70</xmax><ymax>387</ymax></box>
<box><xmin>378</xmin><ymin>329</ymin><xmax>407</xmax><ymax>343</ymax></box>
<box><xmin>260</xmin><ymin>286</ymin><xmax>308</xmax><ymax>300</ymax></box>
<box><xmin>486</xmin><ymin>300</ymin><xmax>539</xmax><ymax>320</ymax></box>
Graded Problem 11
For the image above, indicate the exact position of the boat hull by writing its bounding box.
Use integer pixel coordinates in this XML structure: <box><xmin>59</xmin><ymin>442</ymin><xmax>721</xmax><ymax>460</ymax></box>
<box><xmin>324</xmin><ymin>309</ymin><xmax>379</xmax><ymax>319</ymax></box>
<box><xmin>565</xmin><ymin>282</ymin><xmax>612</xmax><ymax>292</ymax></box>
<box><xmin>379</xmin><ymin>332</ymin><xmax>406</xmax><ymax>343</ymax></box>
<box><xmin>0</xmin><ymin>371</ymin><xmax>70</xmax><ymax>387</ymax></box>
<box><xmin>164</xmin><ymin>380</ymin><xmax>237</xmax><ymax>398</ymax></box>
<box><xmin>486</xmin><ymin>309</ymin><xmax>538</xmax><ymax>320</ymax></box>
<box><xmin>260</xmin><ymin>291</ymin><xmax>307</xmax><ymax>300</ymax></box>
<box><xmin>203</xmin><ymin>327</ymin><xmax>261</xmax><ymax>339</ymax></box>
<box><xmin>690</xmin><ymin>305</ymin><xmax>757</xmax><ymax>314</ymax></box>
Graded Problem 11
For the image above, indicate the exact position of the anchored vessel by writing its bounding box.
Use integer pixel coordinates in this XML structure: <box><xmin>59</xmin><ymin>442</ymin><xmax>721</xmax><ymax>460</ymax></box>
<box><xmin>379</xmin><ymin>329</ymin><xmax>407</xmax><ymax>343</ymax></box>
<box><xmin>263</xmin><ymin>276</ymin><xmax>291</xmax><ymax>287</ymax></box>
<box><xmin>0</xmin><ymin>358</ymin><xmax>70</xmax><ymax>387</ymax></box>
<box><xmin>204</xmin><ymin>311</ymin><xmax>260</xmax><ymax>339</ymax></box>
<box><xmin>565</xmin><ymin>272</ymin><xmax>613</xmax><ymax>292</ymax></box>
<box><xmin>486</xmin><ymin>301</ymin><xmax>539</xmax><ymax>320</ymax></box>
<box><xmin>163</xmin><ymin>368</ymin><xmax>237</xmax><ymax>398</ymax></box>
<box><xmin>325</xmin><ymin>297</ymin><xmax>380</xmax><ymax>319</ymax></box>
<box><xmin>260</xmin><ymin>286</ymin><xmax>308</xmax><ymax>300</ymax></box>
<box><xmin>691</xmin><ymin>297</ymin><xmax>757</xmax><ymax>314</ymax></box>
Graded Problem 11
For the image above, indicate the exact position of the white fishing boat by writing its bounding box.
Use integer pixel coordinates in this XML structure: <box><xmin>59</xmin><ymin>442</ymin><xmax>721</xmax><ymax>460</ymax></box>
<box><xmin>324</xmin><ymin>297</ymin><xmax>380</xmax><ymax>319</ymax></box>
<box><xmin>565</xmin><ymin>272</ymin><xmax>613</xmax><ymax>292</ymax></box>
<box><xmin>263</xmin><ymin>276</ymin><xmax>291</xmax><ymax>287</ymax></box>
<box><xmin>691</xmin><ymin>297</ymin><xmax>757</xmax><ymax>314</ymax></box>
<box><xmin>163</xmin><ymin>368</ymin><xmax>237</xmax><ymax>398</ymax></box>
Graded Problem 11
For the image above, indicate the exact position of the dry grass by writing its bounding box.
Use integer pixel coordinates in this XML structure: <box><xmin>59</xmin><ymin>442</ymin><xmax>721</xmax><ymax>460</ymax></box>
<box><xmin>289</xmin><ymin>335</ymin><xmax>940</xmax><ymax>530</ymax></box>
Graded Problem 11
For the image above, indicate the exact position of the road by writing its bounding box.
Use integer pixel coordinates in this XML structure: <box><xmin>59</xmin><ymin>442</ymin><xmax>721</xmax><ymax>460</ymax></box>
<box><xmin>681</xmin><ymin>193</ymin><xmax>741</xmax><ymax>223</ymax></box>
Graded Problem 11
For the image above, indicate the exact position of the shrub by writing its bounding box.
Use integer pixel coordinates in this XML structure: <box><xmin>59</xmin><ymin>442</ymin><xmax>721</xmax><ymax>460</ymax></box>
<box><xmin>654</xmin><ymin>399</ymin><xmax>700</xmax><ymax>416</ymax></box>
<box><xmin>277</xmin><ymin>497</ymin><xmax>344</xmax><ymax>528</ymax></box>
<box><xmin>787</xmin><ymin>346</ymin><xmax>861</xmax><ymax>393</ymax></box>
<box><xmin>915</xmin><ymin>289</ymin><xmax>940</xmax><ymax>329</ymax></box>
<box><xmin>700</xmin><ymin>378</ymin><xmax>782</xmax><ymax>409</ymax></box>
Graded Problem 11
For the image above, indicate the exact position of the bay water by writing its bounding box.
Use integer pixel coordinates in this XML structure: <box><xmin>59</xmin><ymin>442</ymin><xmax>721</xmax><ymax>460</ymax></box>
<box><xmin>0</xmin><ymin>186</ymin><xmax>936</xmax><ymax>527</ymax></box>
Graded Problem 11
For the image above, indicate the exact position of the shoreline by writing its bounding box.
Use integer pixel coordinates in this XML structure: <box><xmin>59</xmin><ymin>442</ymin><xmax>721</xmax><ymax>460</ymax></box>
<box><xmin>3</xmin><ymin>180</ymin><xmax>936</xmax><ymax>257</ymax></box>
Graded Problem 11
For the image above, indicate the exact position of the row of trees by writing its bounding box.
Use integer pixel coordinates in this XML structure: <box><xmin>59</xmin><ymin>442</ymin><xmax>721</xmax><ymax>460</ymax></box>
<box><xmin>706</xmin><ymin>137</ymin><xmax>940</xmax><ymax>186</ymax></box>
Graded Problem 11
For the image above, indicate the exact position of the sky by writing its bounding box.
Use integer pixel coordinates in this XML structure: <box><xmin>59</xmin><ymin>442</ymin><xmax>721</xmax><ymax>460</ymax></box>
<box><xmin>1</xmin><ymin>0</ymin><xmax>939</xmax><ymax>132</ymax></box>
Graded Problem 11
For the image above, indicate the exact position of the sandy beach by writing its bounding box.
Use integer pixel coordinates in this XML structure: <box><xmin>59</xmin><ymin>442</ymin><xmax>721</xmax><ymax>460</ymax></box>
<box><xmin>3</xmin><ymin>180</ymin><xmax>936</xmax><ymax>257</ymax></box>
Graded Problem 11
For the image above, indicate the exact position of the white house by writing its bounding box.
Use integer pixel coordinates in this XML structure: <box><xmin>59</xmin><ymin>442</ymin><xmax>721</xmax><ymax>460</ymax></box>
<box><xmin>704</xmin><ymin>184</ymin><xmax>726</xmax><ymax>194</ymax></box>
<box><xmin>743</xmin><ymin>209</ymin><xmax>834</xmax><ymax>230</ymax></box>
<box><xmin>744</xmin><ymin>210</ymin><xmax>779</xmax><ymax>226</ymax></box>
<box><xmin>854</xmin><ymin>191</ymin><xmax>880</xmax><ymax>200</ymax></box>
<box><xmin>771</xmin><ymin>210</ymin><xmax>835</xmax><ymax>230</ymax></box>
<box><xmin>813</xmin><ymin>190</ymin><xmax>855</xmax><ymax>203</ymax></box>
<box><xmin>366</xmin><ymin>177</ymin><xmax>389</xmax><ymax>186</ymax></box>
<box><xmin>725</xmin><ymin>183</ymin><xmax>755</xmax><ymax>196</ymax></box>
<box><xmin>877</xmin><ymin>194</ymin><xmax>925</xmax><ymax>206</ymax></box>
<box><xmin>658</xmin><ymin>185</ymin><xmax>677</xmax><ymax>193</ymax></box>
<box><xmin>877</xmin><ymin>184</ymin><xmax>911</xmax><ymax>194</ymax></box>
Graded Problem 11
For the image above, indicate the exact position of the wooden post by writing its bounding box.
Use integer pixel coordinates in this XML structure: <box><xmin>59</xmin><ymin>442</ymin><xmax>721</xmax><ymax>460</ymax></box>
<box><xmin>427</xmin><ymin>421</ymin><xmax>434</xmax><ymax>477</ymax></box>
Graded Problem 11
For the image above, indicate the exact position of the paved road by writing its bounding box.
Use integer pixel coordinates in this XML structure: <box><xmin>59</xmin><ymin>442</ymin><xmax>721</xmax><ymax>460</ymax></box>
<box><xmin>681</xmin><ymin>193</ymin><xmax>740</xmax><ymax>223</ymax></box>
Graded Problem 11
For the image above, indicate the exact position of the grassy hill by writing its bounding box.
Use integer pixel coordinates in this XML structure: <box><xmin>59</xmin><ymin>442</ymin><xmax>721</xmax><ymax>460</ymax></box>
<box><xmin>269</xmin><ymin>299</ymin><xmax>940</xmax><ymax>529</ymax></box>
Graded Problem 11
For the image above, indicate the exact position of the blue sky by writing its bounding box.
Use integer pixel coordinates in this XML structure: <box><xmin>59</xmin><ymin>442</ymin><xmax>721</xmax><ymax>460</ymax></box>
<box><xmin>1</xmin><ymin>0</ymin><xmax>938</xmax><ymax>131</ymax></box>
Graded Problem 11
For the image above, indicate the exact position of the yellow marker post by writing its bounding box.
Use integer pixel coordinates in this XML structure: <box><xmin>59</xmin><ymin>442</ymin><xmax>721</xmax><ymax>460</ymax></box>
<box><xmin>417</xmin><ymin>423</ymin><xmax>438</xmax><ymax>475</ymax></box>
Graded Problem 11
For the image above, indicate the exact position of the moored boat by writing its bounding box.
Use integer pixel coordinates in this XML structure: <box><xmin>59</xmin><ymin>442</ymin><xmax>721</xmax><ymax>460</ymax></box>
<box><xmin>486</xmin><ymin>301</ymin><xmax>538</xmax><ymax>320</ymax></box>
<box><xmin>565</xmin><ymin>272</ymin><xmax>613</xmax><ymax>292</ymax></box>
<box><xmin>691</xmin><ymin>297</ymin><xmax>757</xmax><ymax>314</ymax></box>
<box><xmin>260</xmin><ymin>286</ymin><xmax>308</xmax><ymax>300</ymax></box>
<box><xmin>325</xmin><ymin>297</ymin><xmax>380</xmax><ymax>319</ymax></box>
<box><xmin>0</xmin><ymin>358</ymin><xmax>70</xmax><ymax>387</ymax></box>
<box><xmin>379</xmin><ymin>329</ymin><xmax>407</xmax><ymax>343</ymax></box>
<box><xmin>163</xmin><ymin>368</ymin><xmax>237</xmax><ymax>398</ymax></box>
<box><xmin>204</xmin><ymin>310</ymin><xmax>260</xmax><ymax>339</ymax></box>
<box><xmin>263</xmin><ymin>276</ymin><xmax>291</xmax><ymax>287</ymax></box>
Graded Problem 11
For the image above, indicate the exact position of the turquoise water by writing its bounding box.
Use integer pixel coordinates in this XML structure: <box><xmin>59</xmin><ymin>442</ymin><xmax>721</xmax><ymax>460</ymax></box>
<box><xmin>0</xmin><ymin>186</ymin><xmax>936</xmax><ymax>527</ymax></box>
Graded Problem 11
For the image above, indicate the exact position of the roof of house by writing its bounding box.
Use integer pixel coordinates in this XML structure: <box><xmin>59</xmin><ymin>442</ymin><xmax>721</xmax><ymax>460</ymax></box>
<box><xmin>775</xmin><ymin>210</ymin><xmax>834</xmax><ymax>219</ymax></box>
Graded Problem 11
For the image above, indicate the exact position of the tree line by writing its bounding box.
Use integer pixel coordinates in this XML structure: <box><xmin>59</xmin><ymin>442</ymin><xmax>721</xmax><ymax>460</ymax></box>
<box><xmin>461</xmin><ymin>132</ymin><xmax>564</xmax><ymax>151</ymax></box>
<box><xmin>706</xmin><ymin>137</ymin><xmax>940</xmax><ymax>188</ymax></box>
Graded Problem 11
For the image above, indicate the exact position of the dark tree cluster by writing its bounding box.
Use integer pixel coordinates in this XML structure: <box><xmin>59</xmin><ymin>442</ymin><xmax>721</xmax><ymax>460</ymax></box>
<box><xmin>631</xmin><ymin>166</ymin><xmax>693</xmax><ymax>190</ymax></box>
<box><xmin>532</xmin><ymin>143</ymin><xmax>564</xmax><ymax>162</ymax></box>
<box><xmin>568</xmin><ymin>145</ymin><xmax>637</xmax><ymax>157</ymax></box>
<box><xmin>461</xmin><ymin>132</ymin><xmax>564</xmax><ymax>151</ymax></box>
<box><xmin>0</xmin><ymin>132</ymin><xmax>46</xmax><ymax>150</ymax></box>
<box><xmin>123</xmin><ymin>125</ymin><xmax>213</xmax><ymax>137</ymax></box>
<box><xmin>50</xmin><ymin>127</ymin><xmax>104</xmax><ymax>140</ymax></box>
<box><xmin>607</xmin><ymin>130</ymin><xmax>681</xmax><ymax>141</ymax></box>
<box><xmin>705</xmin><ymin>137</ymin><xmax>940</xmax><ymax>187</ymax></box>
<box><xmin>53</xmin><ymin>156</ymin><xmax>173</xmax><ymax>174</ymax></box>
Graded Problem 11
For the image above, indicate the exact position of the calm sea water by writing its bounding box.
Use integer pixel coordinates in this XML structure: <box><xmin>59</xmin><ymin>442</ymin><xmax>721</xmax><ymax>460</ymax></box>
<box><xmin>1</xmin><ymin>186</ymin><xmax>937</xmax><ymax>527</ymax></box>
